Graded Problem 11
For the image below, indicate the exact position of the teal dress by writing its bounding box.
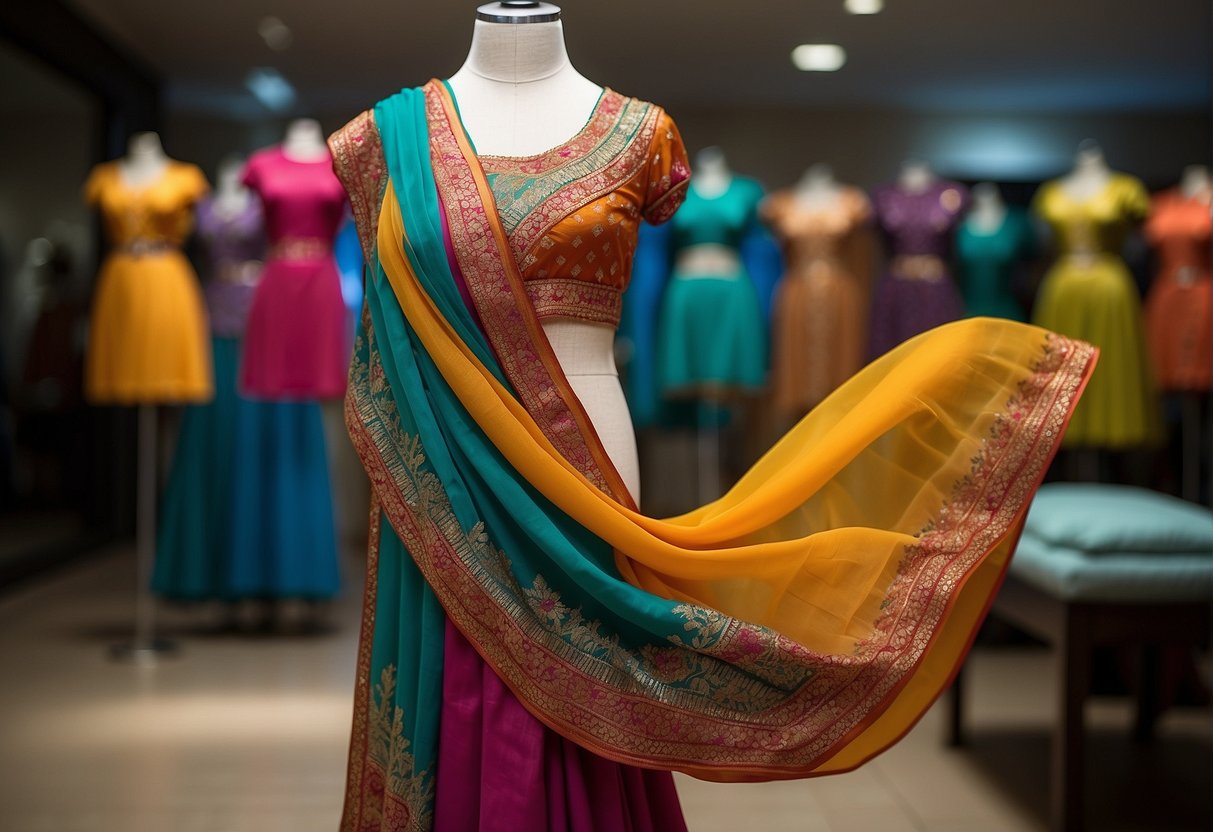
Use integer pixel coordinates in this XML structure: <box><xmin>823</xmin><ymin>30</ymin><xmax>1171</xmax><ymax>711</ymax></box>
<box><xmin>955</xmin><ymin>207</ymin><xmax>1033</xmax><ymax>321</ymax></box>
<box><xmin>657</xmin><ymin>177</ymin><xmax>767</xmax><ymax>397</ymax></box>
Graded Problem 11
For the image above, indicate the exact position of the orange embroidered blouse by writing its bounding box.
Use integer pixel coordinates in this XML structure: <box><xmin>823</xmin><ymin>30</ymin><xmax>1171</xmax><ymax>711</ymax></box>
<box><xmin>331</xmin><ymin>86</ymin><xmax>690</xmax><ymax>328</ymax></box>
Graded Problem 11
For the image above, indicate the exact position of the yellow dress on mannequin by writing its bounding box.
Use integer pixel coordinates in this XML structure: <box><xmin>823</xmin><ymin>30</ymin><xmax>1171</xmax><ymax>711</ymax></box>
<box><xmin>1031</xmin><ymin>174</ymin><xmax>1161</xmax><ymax>447</ymax></box>
<box><xmin>83</xmin><ymin>160</ymin><xmax>213</xmax><ymax>403</ymax></box>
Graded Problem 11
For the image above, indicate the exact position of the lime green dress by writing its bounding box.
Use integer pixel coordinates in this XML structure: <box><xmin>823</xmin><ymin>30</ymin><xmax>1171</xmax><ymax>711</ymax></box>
<box><xmin>1031</xmin><ymin>174</ymin><xmax>1162</xmax><ymax>447</ymax></box>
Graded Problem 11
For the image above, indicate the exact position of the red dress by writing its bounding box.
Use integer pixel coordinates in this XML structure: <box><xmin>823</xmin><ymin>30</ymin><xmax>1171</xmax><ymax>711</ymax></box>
<box><xmin>1144</xmin><ymin>188</ymin><xmax>1212</xmax><ymax>392</ymax></box>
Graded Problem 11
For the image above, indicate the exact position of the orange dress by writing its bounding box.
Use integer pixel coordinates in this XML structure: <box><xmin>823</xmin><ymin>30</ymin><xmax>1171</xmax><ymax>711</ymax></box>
<box><xmin>1143</xmin><ymin>188</ymin><xmax>1212</xmax><ymax>392</ymax></box>
<box><xmin>83</xmin><ymin>161</ymin><xmax>213</xmax><ymax>403</ymax></box>
<box><xmin>762</xmin><ymin>187</ymin><xmax>872</xmax><ymax>416</ymax></box>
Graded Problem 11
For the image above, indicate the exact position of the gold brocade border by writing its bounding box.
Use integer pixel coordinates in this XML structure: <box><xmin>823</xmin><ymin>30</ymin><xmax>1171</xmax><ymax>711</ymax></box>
<box><xmin>329</xmin><ymin>110</ymin><xmax>388</xmax><ymax>266</ymax></box>
<box><xmin>423</xmin><ymin>80</ymin><xmax>635</xmax><ymax>506</ymax></box>
<box><xmin>347</xmin><ymin>266</ymin><xmax>1097</xmax><ymax>777</ymax></box>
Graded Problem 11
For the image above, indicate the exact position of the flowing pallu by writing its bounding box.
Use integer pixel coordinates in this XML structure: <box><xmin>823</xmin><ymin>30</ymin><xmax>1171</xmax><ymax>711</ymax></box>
<box><xmin>331</xmin><ymin>82</ymin><xmax>1097</xmax><ymax>831</ymax></box>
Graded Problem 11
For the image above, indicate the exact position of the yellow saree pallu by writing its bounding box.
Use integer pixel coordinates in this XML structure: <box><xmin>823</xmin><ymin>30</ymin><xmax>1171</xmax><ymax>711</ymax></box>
<box><xmin>331</xmin><ymin>83</ymin><xmax>1096</xmax><ymax>828</ymax></box>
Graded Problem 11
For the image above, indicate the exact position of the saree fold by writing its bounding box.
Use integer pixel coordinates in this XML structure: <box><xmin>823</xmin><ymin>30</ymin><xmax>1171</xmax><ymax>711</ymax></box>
<box><xmin>333</xmin><ymin>81</ymin><xmax>1097</xmax><ymax>830</ymax></box>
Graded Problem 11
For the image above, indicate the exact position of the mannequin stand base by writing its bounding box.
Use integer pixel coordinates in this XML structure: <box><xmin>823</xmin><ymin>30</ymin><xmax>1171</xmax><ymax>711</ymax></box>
<box><xmin>109</xmin><ymin>639</ymin><xmax>179</xmax><ymax>665</ymax></box>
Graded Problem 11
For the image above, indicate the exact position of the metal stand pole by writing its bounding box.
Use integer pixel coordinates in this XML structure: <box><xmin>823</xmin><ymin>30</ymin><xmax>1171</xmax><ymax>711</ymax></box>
<box><xmin>110</xmin><ymin>403</ymin><xmax>177</xmax><ymax>663</ymax></box>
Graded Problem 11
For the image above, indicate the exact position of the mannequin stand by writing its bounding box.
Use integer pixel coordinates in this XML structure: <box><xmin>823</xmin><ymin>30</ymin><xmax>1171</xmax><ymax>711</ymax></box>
<box><xmin>110</xmin><ymin>404</ymin><xmax>177</xmax><ymax>663</ymax></box>
<box><xmin>1181</xmin><ymin>392</ymin><xmax>1201</xmax><ymax>502</ymax></box>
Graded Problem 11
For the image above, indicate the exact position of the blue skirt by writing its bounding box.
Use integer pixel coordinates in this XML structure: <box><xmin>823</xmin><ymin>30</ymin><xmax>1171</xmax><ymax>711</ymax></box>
<box><xmin>153</xmin><ymin>336</ymin><xmax>340</xmax><ymax>600</ymax></box>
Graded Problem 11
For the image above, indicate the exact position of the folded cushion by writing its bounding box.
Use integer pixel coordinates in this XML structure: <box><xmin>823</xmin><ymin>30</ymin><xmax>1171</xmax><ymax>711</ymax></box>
<box><xmin>1023</xmin><ymin>483</ymin><xmax>1213</xmax><ymax>555</ymax></box>
<box><xmin>1010</xmin><ymin>534</ymin><xmax>1213</xmax><ymax>603</ymax></box>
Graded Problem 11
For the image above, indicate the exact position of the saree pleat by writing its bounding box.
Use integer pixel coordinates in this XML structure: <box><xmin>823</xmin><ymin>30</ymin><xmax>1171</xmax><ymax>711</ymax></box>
<box><xmin>333</xmin><ymin>82</ymin><xmax>1097</xmax><ymax>830</ymax></box>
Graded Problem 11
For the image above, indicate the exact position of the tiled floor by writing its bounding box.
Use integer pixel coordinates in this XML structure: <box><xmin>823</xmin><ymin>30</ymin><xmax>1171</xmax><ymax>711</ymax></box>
<box><xmin>0</xmin><ymin>547</ymin><xmax>1208</xmax><ymax>831</ymax></box>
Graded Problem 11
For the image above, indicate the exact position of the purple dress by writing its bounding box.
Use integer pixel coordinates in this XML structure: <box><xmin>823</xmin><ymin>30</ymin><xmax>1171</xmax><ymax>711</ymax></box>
<box><xmin>196</xmin><ymin>196</ymin><xmax>265</xmax><ymax>337</ymax></box>
<box><xmin>868</xmin><ymin>181</ymin><xmax>969</xmax><ymax>358</ymax></box>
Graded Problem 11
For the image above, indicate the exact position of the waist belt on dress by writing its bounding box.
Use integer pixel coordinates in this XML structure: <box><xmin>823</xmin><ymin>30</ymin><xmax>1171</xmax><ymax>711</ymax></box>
<box><xmin>268</xmin><ymin>237</ymin><xmax>332</xmax><ymax>261</ymax></box>
<box><xmin>117</xmin><ymin>239</ymin><xmax>175</xmax><ymax>257</ymax></box>
<box><xmin>891</xmin><ymin>254</ymin><xmax>946</xmax><ymax>282</ymax></box>
<box><xmin>215</xmin><ymin>260</ymin><xmax>264</xmax><ymax>285</ymax></box>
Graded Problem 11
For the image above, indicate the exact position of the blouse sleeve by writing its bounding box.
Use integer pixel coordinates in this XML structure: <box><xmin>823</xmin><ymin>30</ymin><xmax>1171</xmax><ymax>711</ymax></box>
<box><xmin>641</xmin><ymin>109</ymin><xmax>691</xmax><ymax>226</ymax></box>
<box><xmin>328</xmin><ymin>109</ymin><xmax>388</xmax><ymax>264</ymax></box>
<box><xmin>181</xmin><ymin>164</ymin><xmax>211</xmax><ymax>204</ymax></box>
<box><xmin>1120</xmin><ymin>176</ymin><xmax>1150</xmax><ymax>221</ymax></box>
<box><xmin>82</xmin><ymin>164</ymin><xmax>106</xmax><ymax>206</ymax></box>
<box><xmin>240</xmin><ymin>154</ymin><xmax>260</xmax><ymax>192</ymax></box>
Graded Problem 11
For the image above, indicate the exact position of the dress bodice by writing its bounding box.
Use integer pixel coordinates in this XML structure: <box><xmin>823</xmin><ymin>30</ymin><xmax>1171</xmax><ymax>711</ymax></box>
<box><xmin>761</xmin><ymin>186</ymin><xmax>870</xmax><ymax>266</ymax></box>
<box><xmin>955</xmin><ymin>207</ymin><xmax>1033</xmax><ymax>320</ymax></box>
<box><xmin>196</xmin><ymin>196</ymin><xmax>266</xmax><ymax>337</ymax></box>
<box><xmin>1033</xmin><ymin>174</ymin><xmax>1149</xmax><ymax>257</ymax></box>
<box><xmin>670</xmin><ymin>176</ymin><xmax>764</xmax><ymax>252</ymax></box>
<box><xmin>1144</xmin><ymin>188</ymin><xmax>1212</xmax><ymax>277</ymax></box>
<box><xmin>83</xmin><ymin>161</ymin><xmax>209</xmax><ymax>250</ymax></box>
<box><xmin>872</xmin><ymin>181</ymin><xmax>969</xmax><ymax>259</ymax></box>
<box><xmin>242</xmin><ymin>147</ymin><xmax>348</xmax><ymax>245</ymax></box>
<box><xmin>477</xmin><ymin>89</ymin><xmax>690</xmax><ymax>327</ymax></box>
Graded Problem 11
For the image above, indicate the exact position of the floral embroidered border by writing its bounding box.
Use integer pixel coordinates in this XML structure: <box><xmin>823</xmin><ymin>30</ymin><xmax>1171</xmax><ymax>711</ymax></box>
<box><xmin>329</xmin><ymin>110</ymin><xmax>388</xmax><ymax>265</ymax></box>
<box><xmin>347</xmin><ymin>278</ymin><xmax>1097</xmax><ymax>776</ymax></box>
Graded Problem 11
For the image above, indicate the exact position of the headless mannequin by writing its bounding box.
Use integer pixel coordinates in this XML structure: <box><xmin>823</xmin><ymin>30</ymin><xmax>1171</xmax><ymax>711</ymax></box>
<box><xmin>282</xmin><ymin>118</ymin><xmax>330</xmax><ymax>162</ymax></box>
<box><xmin>448</xmin><ymin>2</ymin><xmax>640</xmax><ymax>499</ymax></box>
<box><xmin>677</xmin><ymin>147</ymin><xmax>743</xmax><ymax>278</ymax></box>
<box><xmin>1179</xmin><ymin>164</ymin><xmax>1213</xmax><ymax>203</ymax></box>
<box><xmin>119</xmin><ymin>132</ymin><xmax>169</xmax><ymax>189</ymax></box>
<box><xmin>212</xmin><ymin>155</ymin><xmax>253</xmax><ymax>219</ymax></box>
<box><xmin>794</xmin><ymin>163</ymin><xmax>843</xmax><ymax>210</ymax></box>
<box><xmin>898</xmin><ymin>158</ymin><xmax>935</xmax><ymax>194</ymax></box>
<box><xmin>967</xmin><ymin>182</ymin><xmax>1007</xmax><ymax>233</ymax></box>
<box><xmin>1061</xmin><ymin>140</ymin><xmax>1112</xmax><ymax>202</ymax></box>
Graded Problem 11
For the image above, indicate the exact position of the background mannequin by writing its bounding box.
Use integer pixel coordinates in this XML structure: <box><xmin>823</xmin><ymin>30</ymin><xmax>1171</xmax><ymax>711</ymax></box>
<box><xmin>968</xmin><ymin>182</ymin><xmax>1007</xmax><ymax>233</ymax></box>
<box><xmin>1179</xmin><ymin>163</ymin><xmax>1212</xmax><ymax>202</ymax></box>
<box><xmin>210</xmin><ymin>154</ymin><xmax>253</xmax><ymax>219</ymax></box>
<box><xmin>448</xmin><ymin>2</ymin><xmax>640</xmax><ymax>499</ymax></box>
<box><xmin>794</xmin><ymin>163</ymin><xmax>843</xmax><ymax>210</ymax></box>
<box><xmin>898</xmin><ymin>158</ymin><xmax>935</xmax><ymax>194</ymax></box>
<box><xmin>281</xmin><ymin>118</ymin><xmax>329</xmax><ymax>163</ymax></box>
<box><xmin>118</xmin><ymin>132</ymin><xmax>169</xmax><ymax>189</ymax></box>
<box><xmin>1061</xmin><ymin>139</ymin><xmax>1113</xmax><ymax>204</ymax></box>
<box><xmin>955</xmin><ymin>182</ymin><xmax>1032</xmax><ymax>321</ymax></box>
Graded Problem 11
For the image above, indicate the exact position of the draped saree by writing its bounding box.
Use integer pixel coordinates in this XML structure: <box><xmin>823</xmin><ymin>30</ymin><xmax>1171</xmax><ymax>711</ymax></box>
<box><xmin>330</xmin><ymin>82</ymin><xmax>1097</xmax><ymax>831</ymax></box>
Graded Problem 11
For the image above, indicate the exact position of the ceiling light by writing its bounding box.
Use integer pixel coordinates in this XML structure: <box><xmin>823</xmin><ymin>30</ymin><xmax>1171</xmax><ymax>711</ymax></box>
<box><xmin>258</xmin><ymin>16</ymin><xmax>293</xmax><ymax>51</ymax></box>
<box><xmin>845</xmin><ymin>0</ymin><xmax>884</xmax><ymax>14</ymax></box>
<box><xmin>245</xmin><ymin>67</ymin><xmax>297</xmax><ymax>112</ymax></box>
<box><xmin>792</xmin><ymin>44</ymin><xmax>847</xmax><ymax>72</ymax></box>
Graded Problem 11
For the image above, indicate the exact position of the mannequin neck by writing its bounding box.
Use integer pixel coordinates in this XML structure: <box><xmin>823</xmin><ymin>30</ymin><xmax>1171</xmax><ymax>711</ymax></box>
<box><xmin>213</xmin><ymin>157</ymin><xmax>251</xmax><ymax>217</ymax></box>
<box><xmin>898</xmin><ymin>161</ymin><xmax>934</xmax><ymax>194</ymax></box>
<box><xmin>457</xmin><ymin>19</ymin><xmax>571</xmax><ymax>83</ymax></box>
<box><xmin>1063</xmin><ymin>148</ymin><xmax>1112</xmax><ymax>201</ymax></box>
<box><xmin>282</xmin><ymin>118</ymin><xmax>329</xmax><ymax>162</ymax></box>
<box><xmin>693</xmin><ymin>149</ymin><xmax>733</xmax><ymax>198</ymax></box>
<box><xmin>1180</xmin><ymin>164</ymin><xmax>1212</xmax><ymax>202</ymax></box>
<box><xmin>120</xmin><ymin>132</ymin><xmax>169</xmax><ymax>188</ymax></box>
<box><xmin>968</xmin><ymin>183</ymin><xmax>1006</xmax><ymax>231</ymax></box>
<box><xmin>795</xmin><ymin>164</ymin><xmax>840</xmax><ymax>207</ymax></box>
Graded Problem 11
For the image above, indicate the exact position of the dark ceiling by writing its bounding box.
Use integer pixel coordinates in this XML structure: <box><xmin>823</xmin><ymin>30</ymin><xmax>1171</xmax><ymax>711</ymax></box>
<box><xmin>69</xmin><ymin>0</ymin><xmax>1211</xmax><ymax>118</ymax></box>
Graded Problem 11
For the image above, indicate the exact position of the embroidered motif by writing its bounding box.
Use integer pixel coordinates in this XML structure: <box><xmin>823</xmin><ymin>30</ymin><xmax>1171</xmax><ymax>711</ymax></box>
<box><xmin>347</xmin><ymin>283</ymin><xmax>1097</xmax><ymax>776</ymax></box>
<box><xmin>329</xmin><ymin>110</ymin><xmax>387</xmax><ymax>265</ymax></box>
<box><xmin>525</xmin><ymin>278</ymin><xmax>623</xmax><ymax>326</ymax></box>
<box><xmin>354</xmin><ymin>665</ymin><xmax>435</xmax><ymax>832</ymax></box>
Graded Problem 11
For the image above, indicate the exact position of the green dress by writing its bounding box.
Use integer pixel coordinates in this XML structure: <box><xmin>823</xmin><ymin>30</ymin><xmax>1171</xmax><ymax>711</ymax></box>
<box><xmin>955</xmin><ymin>206</ymin><xmax>1032</xmax><ymax>321</ymax></box>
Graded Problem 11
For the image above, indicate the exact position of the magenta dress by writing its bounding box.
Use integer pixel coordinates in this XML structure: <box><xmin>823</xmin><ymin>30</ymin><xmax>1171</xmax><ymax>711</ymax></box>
<box><xmin>868</xmin><ymin>180</ymin><xmax>969</xmax><ymax>358</ymax></box>
<box><xmin>240</xmin><ymin>147</ymin><xmax>349</xmax><ymax>400</ymax></box>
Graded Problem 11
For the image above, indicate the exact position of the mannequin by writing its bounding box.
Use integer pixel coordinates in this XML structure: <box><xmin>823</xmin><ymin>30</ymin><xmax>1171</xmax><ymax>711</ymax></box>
<box><xmin>1179</xmin><ymin>163</ymin><xmax>1213</xmax><ymax>202</ymax></box>
<box><xmin>281</xmin><ymin>118</ymin><xmax>330</xmax><ymax>162</ymax></box>
<box><xmin>898</xmin><ymin>158</ymin><xmax>935</xmax><ymax>194</ymax></box>
<box><xmin>118</xmin><ymin>132</ymin><xmax>169</xmax><ymax>189</ymax></box>
<box><xmin>1061</xmin><ymin>139</ymin><xmax>1112</xmax><ymax>203</ymax></box>
<box><xmin>967</xmin><ymin>182</ymin><xmax>1008</xmax><ymax>233</ymax></box>
<box><xmin>211</xmin><ymin>154</ymin><xmax>253</xmax><ymax>219</ymax></box>
<box><xmin>448</xmin><ymin>2</ymin><xmax>640</xmax><ymax>498</ymax></box>
<box><xmin>675</xmin><ymin>147</ymin><xmax>744</xmax><ymax>280</ymax></box>
<box><xmin>794</xmin><ymin>162</ymin><xmax>843</xmax><ymax>209</ymax></box>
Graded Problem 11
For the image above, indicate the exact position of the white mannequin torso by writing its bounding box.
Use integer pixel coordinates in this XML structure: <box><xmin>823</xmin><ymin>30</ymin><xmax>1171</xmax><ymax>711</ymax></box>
<box><xmin>212</xmin><ymin>155</ymin><xmax>253</xmax><ymax>218</ymax></box>
<box><xmin>282</xmin><ymin>118</ymin><xmax>330</xmax><ymax>162</ymax></box>
<box><xmin>1061</xmin><ymin>142</ymin><xmax>1112</xmax><ymax>203</ymax></box>
<box><xmin>898</xmin><ymin>159</ymin><xmax>935</xmax><ymax>194</ymax></box>
<box><xmin>793</xmin><ymin>163</ymin><xmax>843</xmax><ymax>211</ymax></box>
<box><xmin>118</xmin><ymin>132</ymin><xmax>170</xmax><ymax>189</ymax></box>
<box><xmin>448</xmin><ymin>4</ymin><xmax>639</xmax><ymax>500</ymax></box>
<box><xmin>967</xmin><ymin>182</ymin><xmax>1007</xmax><ymax>233</ymax></box>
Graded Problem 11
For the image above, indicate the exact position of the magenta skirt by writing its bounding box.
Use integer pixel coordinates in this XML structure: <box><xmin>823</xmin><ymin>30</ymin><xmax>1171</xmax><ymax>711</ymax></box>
<box><xmin>240</xmin><ymin>255</ymin><xmax>349</xmax><ymax>400</ymax></box>
<box><xmin>434</xmin><ymin>620</ymin><xmax>689</xmax><ymax>831</ymax></box>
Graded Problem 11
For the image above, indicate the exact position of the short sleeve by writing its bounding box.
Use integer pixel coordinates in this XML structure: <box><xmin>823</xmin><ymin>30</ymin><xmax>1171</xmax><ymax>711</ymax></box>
<box><xmin>82</xmin><ymin>164</ymin><xmax>107</xmax><ymax>206</ymax></box>
<box><xmin>240</xmin><ymin>155</ymin><xmax>260</xmax><ymax>192</ymax></box>
<box><xmin>849</xmin><ymin>188</ymin><xmax>872</xmax><ymax>225</ymax></box>
<box><xmin>180</xmin><ymin>164</ymin><xmax>210</xmax><ymax>204</ymax></box>
<box><xmin>641</xmin><ymin>109</ymin><xmax>691</xmax><ymax>225</ymax></box>
<box><xmin>1119</xmin><ymin>175</ymin><xmax>1150</xmax><ymax>221</ymax></box>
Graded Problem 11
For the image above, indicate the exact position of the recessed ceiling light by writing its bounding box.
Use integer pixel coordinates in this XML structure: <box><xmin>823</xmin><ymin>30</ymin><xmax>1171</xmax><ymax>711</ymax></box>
<box><xmin>246</xmin><ymin>67</ymin><xmax>297</xmax><ymax>112</ymax></box>
<box><xmin>791</xmin><ymin>44</ymin><xmax>847</xmax><ymax>72</ymax></box>
<box><xmin>258</xmin><ymin>16</ymin><xmax>293</xmax><ymax>51</ymax></box>
<box><xmin>845</xmin><ymin>0</ymin><xmax>884</xmax><ymax>14</ymax></box>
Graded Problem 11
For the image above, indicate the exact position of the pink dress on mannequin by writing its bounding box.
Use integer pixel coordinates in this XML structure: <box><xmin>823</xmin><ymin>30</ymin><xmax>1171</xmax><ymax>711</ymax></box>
<box><xmin>240</xmin><ymin>147</ymin><xmax>349</xmax><ymax>400</ymax></box>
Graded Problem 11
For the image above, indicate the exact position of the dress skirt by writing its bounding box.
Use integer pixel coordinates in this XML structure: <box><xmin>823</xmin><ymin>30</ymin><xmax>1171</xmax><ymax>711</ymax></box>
<box><xmin>153</xmin><ymin>335</ymin><xmax>340</xmax><ymax>600</ymax></box>
<box><xmin>1032</xmin><ymin>254</ymin><xmax>1162</xmax><ymax>446</ymax></box>
<box><xmin>86</xmin><ymin>250</ymin><xmax>212</xmax><ymax>403</ymax></box>
<box><xmin>867</xmin><ymin>271</ymin><xmax>964</xmax><ymax>359</ymax></box>
<box><xmin>1145</xmin><ymin>269</ymin><xmax>1211</xmax><ymax>392</ymax></box>
<box><xmin>657</xmin><ymin>271</ymin><xmax>766</xmax><ymax>397</ymax></box>
<box><xmin>240</xmin><ymin>254</ymin><xmax>349</xmax><ymax>400</ymax></box>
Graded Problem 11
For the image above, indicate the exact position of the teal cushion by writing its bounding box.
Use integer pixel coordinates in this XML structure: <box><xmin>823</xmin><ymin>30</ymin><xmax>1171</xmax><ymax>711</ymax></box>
<box><xmin>1023</xmin><ymin>483</ymin><xmax>1213</xmax><ymax>555</ymax></box>
<box><xmin>1010</xmin><ymin>534</ymin><xmax>1213</xmax><ymax>603</ymax></box>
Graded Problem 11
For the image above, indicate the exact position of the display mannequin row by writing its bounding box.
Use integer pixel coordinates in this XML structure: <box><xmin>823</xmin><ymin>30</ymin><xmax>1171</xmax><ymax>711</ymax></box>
<box><xmin>80</xmin><ymin>124</ymin><xmax>350</xmax><ymax>620</ymax></box>
<box><xmin>622</xmin><ymin>145</ymin><xmax>1211</xmax><ymax>457</ymax></box>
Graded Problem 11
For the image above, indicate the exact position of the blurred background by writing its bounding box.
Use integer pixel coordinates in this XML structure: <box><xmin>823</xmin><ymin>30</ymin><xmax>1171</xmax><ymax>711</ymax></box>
<box><xmin>0</xmin><ymin>2</ymin><xmax>1209</xmax><ymax>831</ymax></box>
